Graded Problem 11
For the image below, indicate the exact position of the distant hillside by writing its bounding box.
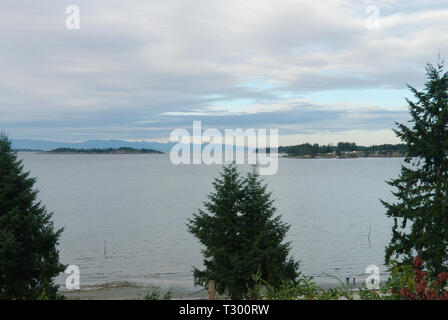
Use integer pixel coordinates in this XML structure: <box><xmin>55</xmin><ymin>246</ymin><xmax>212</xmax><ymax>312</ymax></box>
<box><xmin>12</xmin><ymin>139</ymin><xmax>249</xmax><ymax>153</ymax></box>
<box><xmin>276</xmin><ymin>142</ymin><xmax>407</xmax><ymax>158</ymax></box>
<box><xmin>45</xmin><ymin>147</ymin><xmax>164</xmax><ymax>154</ymax></box>
<box><xmin>12</xmin><ymin>139</ymin><xmax>174</xmax><ymax>153</ymax></box>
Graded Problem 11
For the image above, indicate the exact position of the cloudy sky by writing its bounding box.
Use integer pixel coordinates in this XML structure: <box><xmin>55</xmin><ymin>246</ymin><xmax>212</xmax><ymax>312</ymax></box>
<box><xmin>1</xmin><ymin>0</ymin><xmax>447</xmax><ymax>145</ymax></box>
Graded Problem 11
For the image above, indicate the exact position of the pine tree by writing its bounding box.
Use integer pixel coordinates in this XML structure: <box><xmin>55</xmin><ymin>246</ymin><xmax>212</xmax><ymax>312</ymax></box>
<box><xmin>0</xmin><ymin>132</ymin><xmax>65</xmax><ymax>299</ymax></box>
<box><xmin>187</xmin><ymin>164</ymin><xmax>299</xmax><ymax>299</ymax></box>
<box><xmin>382</xmin><ymin>60</ymin><xmax>448</xmax><ymax>275</ymax></box>
<box><xmin>239</xmin><ymin>167</ymin><xmax>299</xmax><ymax>291</ymax></box>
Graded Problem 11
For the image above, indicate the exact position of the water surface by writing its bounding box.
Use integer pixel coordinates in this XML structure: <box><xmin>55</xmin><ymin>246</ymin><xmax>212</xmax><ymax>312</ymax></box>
<box><xmin>19</xmin><ymin>153</ymin><xmax>400</xmax><ymax>294</ymax></box>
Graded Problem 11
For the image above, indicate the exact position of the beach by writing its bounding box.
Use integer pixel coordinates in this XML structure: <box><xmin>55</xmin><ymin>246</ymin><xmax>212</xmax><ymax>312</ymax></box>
<box><xmin>62</xmin><ymin>283</ymin><xmax>209</xmax><ymax>300</ymax></box>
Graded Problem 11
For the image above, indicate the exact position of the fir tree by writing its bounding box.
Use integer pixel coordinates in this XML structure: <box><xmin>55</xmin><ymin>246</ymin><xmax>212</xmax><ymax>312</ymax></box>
<box><xmin>382</xmin><ymin>60</ymin><xmax>448</xmax><ymax>275</ymax></box>
<box><xmin>188</xmin><ymin>164</ymin><xmax>299</xmax><ymax>299</ymax></box>
<box><xmin>0</xmin><ymin>132</ymin><xmax>65</xmax><ymax>299</ymax></box>
<box><xmin>239</xmin><ymin>167</ymin><xmax>299</xmax><ymax>292</ymax></box>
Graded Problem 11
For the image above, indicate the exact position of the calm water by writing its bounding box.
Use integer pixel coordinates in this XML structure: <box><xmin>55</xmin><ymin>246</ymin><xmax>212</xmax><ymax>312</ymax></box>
<box><xmin>19</xmin><ymin>153</ymin><xmax>401</xmax><ymax>293</ymax></box>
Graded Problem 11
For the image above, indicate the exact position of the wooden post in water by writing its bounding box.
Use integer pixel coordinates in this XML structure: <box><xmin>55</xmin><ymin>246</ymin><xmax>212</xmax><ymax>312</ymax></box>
<box><xmin>104</xmin><ymin>240</ymin><xmax>106</xmax><ymax>258</ymax></box>
<box><xmin>208</xmin><ymin>281</ymin><xmax>215</xmax><ymax>300</ymax></box>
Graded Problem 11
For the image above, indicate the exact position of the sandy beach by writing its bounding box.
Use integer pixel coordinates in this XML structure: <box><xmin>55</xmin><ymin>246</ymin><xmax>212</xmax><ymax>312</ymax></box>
<box><xmin>61</xmin><ymin>282</ymin><xmax>368</xmax><ymax>300</ymax></box>
<box><xmin>61</xmin><ymin>283</ymin><xmax>209</xmax><ymax>300</ymax></box>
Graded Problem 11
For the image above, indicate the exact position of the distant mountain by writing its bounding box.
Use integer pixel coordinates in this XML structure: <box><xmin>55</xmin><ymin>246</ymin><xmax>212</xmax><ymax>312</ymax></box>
<box><xmin>11</xmin><ymin>139</ymin><xmax>175</xmax><ymax>153</ymax></box>
<box><xmin>11</xmin><ymin>139</ymin><xmax>251</xmax><ymax>153</ymax></box>
<box><xmin>45</xmin><ymin>147</ymin><xmax>164</xmax><ymax>154</ymax></box>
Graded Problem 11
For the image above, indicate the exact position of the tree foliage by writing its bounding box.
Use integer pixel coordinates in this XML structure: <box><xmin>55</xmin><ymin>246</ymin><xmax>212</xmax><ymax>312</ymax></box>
<box><xmin>0</xmin><ymin>132</ymin><xmax>65</xmax><ymax>299</ymax></box>
<box><xmin>278</xmin><ymin>142</ymin><xmax>407</xmax><ymax>157</ymax></box>
<box><xmin>382</xmin><ymin>61</ymin><xmax>448</xmax><ymax>275</ymax></box>
<box><xmin>187</xmin><ymin>164</ymin><xmax>299</xmax><ymax>299</ymax></box>
<box><xmin>388</xmin><ymin>256</ymin><xmax>448</xmax><ymax>300</ymax></box>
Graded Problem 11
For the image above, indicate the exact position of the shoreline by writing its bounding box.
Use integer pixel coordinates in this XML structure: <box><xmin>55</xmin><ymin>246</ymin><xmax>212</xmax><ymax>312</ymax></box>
<box><xmin>38</xmin><ymin>152</ymin><xmax>165</xmax><ymax>155</ymax></box>
<box><xmin>283</xmin><ymin>155</ymin><xmax>404</xmax><ymax>159</ymax></box>
<box><xmin>60</xmin><ymin>283</ymin><xmax>370</xmax><ymax>300</ymax></box>
<box><xmin>59</xmin><ymin>279</ymin><xmax>371</xmax><ymax>300</ymax></box>
<box><xmin>61</xmin><ymin>283</ymin><xmax>208</xmax><ymax>300</ymax></box>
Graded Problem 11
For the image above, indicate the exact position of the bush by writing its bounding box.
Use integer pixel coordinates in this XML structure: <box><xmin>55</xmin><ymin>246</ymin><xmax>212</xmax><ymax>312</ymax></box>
<box><xmin>387</xmin><ymin>256</ymin><xmax>448</xmax><ymax>300</ymax></box>
<box><xmin>143</xmin><ymin>287</ymin><xmax>172</xmax><ymax>300</ymax></box>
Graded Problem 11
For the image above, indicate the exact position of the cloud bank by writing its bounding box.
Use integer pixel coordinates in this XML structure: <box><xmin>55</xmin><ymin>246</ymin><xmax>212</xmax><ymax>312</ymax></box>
<box><xmin>0</xmin><ymin>0</ymin><xmax>447</xmax><ymax>145</ymax></box>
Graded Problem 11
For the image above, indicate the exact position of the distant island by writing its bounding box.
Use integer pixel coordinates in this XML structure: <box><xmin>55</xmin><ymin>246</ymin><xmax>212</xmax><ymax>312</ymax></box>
<box><xmin>262</xmin><ymin>142</ymin><xmax>407</xmax><ymax>159</ymax></box>
<box><xmin>14</xmin><ymin>148</ymin><xmax>44</xmax><ymax>152</ymax></box>
<box><xmin>11</xmin><ymin>138</ymin><xmax>175</xmax><ymax>153</ymax></box>
<box><xmin>43</xmin><ymin>147</ymin><xmax>164</xmax><ymax>154</ymax></box>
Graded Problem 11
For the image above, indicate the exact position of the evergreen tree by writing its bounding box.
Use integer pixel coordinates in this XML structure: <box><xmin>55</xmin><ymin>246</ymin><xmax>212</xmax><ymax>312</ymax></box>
<box><xmin>382</xmin><ymin>61</ymin><xmax>448</xmax><ymax>275</ymax></box>
<box><xmin>0</xmin><ymin>132</ymin><xmax>65</xmax><ymax>299</ymax></box>
<box><xmin>239</xmin><ymin>167</ymin><xmax>299</xmax><ymax>291</ymax></box>
<box><xmin>188</xmin><ymin>164</ymin><xmax>299</xmax><ymax>299</ymax></box>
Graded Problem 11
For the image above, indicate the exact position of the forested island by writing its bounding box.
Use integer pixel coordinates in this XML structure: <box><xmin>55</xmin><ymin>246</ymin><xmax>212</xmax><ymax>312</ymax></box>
<box><xmin>273</xmin><ymin>142</ymin><xmax>407</xmax><ymax>158</ymax></box>
<box><xmin>43</xmin><ymin>147</ymin><xmax>164</xmax><ymax>154</ymax></box>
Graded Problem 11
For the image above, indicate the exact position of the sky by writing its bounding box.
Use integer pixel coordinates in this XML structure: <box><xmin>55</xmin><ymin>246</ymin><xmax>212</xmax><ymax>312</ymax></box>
<box><xmin>1</xmin><ymin>0</ymin><xmax>447</xmax><ymax>146</ymax></box>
